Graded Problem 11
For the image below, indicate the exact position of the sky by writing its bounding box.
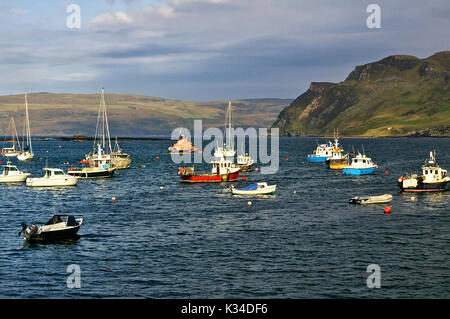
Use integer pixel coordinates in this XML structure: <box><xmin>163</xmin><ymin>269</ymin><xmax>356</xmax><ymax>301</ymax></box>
<box><xmin>0</xmin><ymin>0</ymin><xmax>449</xmax><ymax>101</ymax></box>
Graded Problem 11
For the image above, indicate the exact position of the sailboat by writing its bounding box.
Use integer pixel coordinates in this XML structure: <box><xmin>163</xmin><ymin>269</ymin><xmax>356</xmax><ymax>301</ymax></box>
<box><xmin>214</xmin><ymin>101</ymin><xmax>236</xmax><ymax>161</ymax></box>
<box><xmin>1</xmin><ymin>115</ymin><xmax>21</xmax><ymax>157</ymax></box>
<box><xmin>17</xmin><ymin>93</ymin><xmax>34</xmax><ymax>162</ymax></box>
<box><xmin>69</xmin><ymin>88</ymin><xmax>115</xmax><ymax>178</ymax></box>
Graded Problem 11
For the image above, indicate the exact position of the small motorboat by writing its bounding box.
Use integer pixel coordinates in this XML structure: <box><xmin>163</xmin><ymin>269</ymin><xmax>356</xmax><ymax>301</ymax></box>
<box><xmin>398</xmin><ymin>151</ymin><xmax>449</xmax><ymax>192</ymax></box>
<box><xmin>349</xmin><ymin>194</ymin><xmax>393</xmax><ymax>205</ymax></box>
<box><xmin>343</xmin><ymin>152</ymin><xmax>378</xmax><ymax>175</ymax></box>
<box><xmin>0</xmin><ymin>161</ymin><xmax>30</xmax><ymax>183</ymax></box>
<box><xmin>26</xmin><ymin>168</ymin><xmax>79</xmax><ymax>187</ymax></box>
<box><xmin>19</xmin><ymin>215</ymin><xmax>83</xmax><ymax>242</ymax></box>
<box><xmin>231</xmin><ymin>182</ymin><xmax>277</xmax><ymax>195</ymax></box>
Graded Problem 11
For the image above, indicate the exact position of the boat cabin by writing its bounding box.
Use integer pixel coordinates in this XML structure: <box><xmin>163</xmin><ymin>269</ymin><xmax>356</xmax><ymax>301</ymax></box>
<box><xmin>422</xmin><ymin>166</ymin><xmax>448</xmax><ymax>183</ymax></box>
<box><xmin>43</xmin><ymin>168</ymin><xmax>66</xmax><ymax>178</ymax></box>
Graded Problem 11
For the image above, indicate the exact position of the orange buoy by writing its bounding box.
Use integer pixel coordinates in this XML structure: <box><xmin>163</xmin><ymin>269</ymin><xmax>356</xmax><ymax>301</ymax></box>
<box><xmin>384</xmin><ymin>170</ymin><xmax>389</xmax><ymax>174</ymax></box>
<box><xmin>242</xmin><ymin>176</ymin><xmax>246</xmax><ymax>181</ymax></box>
<box><xmin>254</xmin><ymin>168</ymin><xmax>259</xmax><ymax>172</ymax></box>
<box><xmin>384</xmin><ymin>207</ymin><xmax>391</xmax><ymax>215</ymax></box>
<box><xmin>156</xmin><ymin>156</ymin><xmax>160</xmax><ymax>159</ymax></box>
<box><xmin>112</xmin><ymin>197</ymin><xmax>116</xmax><ymax>202</ymax></box>
<box><xmin>285</xmin><ymin>158</ymin><xmax>288</xmax><ymax>161</ymax></box>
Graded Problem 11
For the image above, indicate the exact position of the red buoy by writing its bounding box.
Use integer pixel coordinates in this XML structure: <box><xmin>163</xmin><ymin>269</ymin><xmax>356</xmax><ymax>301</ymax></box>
<box><xmin>242</xmin><ymin>176</ymin><xmax>246</xmax><ymax>181</ymax></box>
<box><xmin>285</xmin><ymin>158</ymin><xmax>288</xmax><ymax>161</ymax></box>
<box><xmin>156</xmin><ymin>156</ymin><xmax>160</xmax><ymax>159</ymax></box>
<box><xmin>385</xmin><ymin>170</ymin><xmax>389</xmax><ymax>174</ymax></box>
<box><xmin>255</xmin><ymin>168</ymin><xmax>259</xmax><ymax>172</ymax></box>
<box><xmin>384</xmin><ymin>207</ymin><xmax>391</xmax><ymax>215</ymax></box>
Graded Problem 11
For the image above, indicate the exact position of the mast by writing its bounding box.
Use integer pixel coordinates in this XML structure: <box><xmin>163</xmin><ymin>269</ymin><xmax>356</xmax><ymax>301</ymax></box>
<box><xmin>25</xmin><ymin>93</ymin><xmax>32</xmax><ymax>153</ymax></box>
<box><xmin>93</xmin><ymin>88</ymin><xmax>112</xmax><ymax>154</ymax></box>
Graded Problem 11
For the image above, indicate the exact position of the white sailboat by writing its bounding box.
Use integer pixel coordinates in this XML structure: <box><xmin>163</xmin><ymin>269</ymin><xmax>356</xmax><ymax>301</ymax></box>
<box><xmin>214</xmin><ymin>101</ymin><xmax>236</xmax><ymax>160</ymax></box>
<box><xmin>1</xmin><ymin>115</ymin><xmax>21</xmax><ymax>158</ymax></box>
<box><xmin>17</xmin><ymin>93</ymin><xmax>34</xmax><ymax>162</ymax></box>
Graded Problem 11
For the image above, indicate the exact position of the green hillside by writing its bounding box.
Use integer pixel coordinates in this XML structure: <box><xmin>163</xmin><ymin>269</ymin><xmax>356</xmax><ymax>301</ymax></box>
<box><xmin>0</xmin><ymin>93</ymin><xmax>291</xmax><ymax>136</ymax></box>
<box><xmin>273</xmin><ymin>51</ymin><xmax>450</xmax><ymax>136</ymax></box>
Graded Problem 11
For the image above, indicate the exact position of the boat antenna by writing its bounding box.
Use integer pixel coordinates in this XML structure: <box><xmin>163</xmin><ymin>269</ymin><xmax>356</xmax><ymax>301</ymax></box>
<box><xmin>352</xmin><ymin>145</ymin><xmax>355</xmax><ymax>156</ymax></box>
<box><xmin>362</xmin><ymin>145</ymin><xmax>365</xmax><ymax>155</ymax></box>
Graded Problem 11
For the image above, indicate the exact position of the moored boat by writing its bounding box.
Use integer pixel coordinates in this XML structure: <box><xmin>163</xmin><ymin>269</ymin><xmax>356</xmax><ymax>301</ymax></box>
<box><xmin>231</xmin><ymin>182</ymin><xmax>276</xmax><ymax>195</ymax></box>
<box><xmin>307</xmin><ymin>141</ymin><xmax>335</xmax><ymax>162</ymax></box>
<box><xmin>342</xmin><ymin>152</ymin><xmax>378</xmax><ymax>175</ymax></box>
<box><xmin>1</xmin><ymin>116</ymin><xmax>21</xmax><ymax>158</ymax></box>
<box><xmin>111</xmin><ymin>138</ymin><xmax>131</xmax><ymax>169</ymax></box>
<box><xmin>19</xmin><ymin>215</ymin><xmax>83</xmax><ymax>242</ymax></box>
<box><xmin>68</xmin><ymin>144</ymin><xmax>115</xmax><ymax>178</ymax></box>
<box><xmin>236</xmin><ymin>153</ymin><xmax>254</xmax><ymax>172</ymax></box>
<box><xmin>178</xmin><ymin>147</ymin><xmax>240</xmax><ymax>183</ymax></box>
<box><xmin>349</xmin><ymin>194</ymin><xmax>393</xmax><ymax>205</ymax></box>
<box><xmin>168</xmin><ymin>135</ymin><xmax>196</xmax><ymax>154</ymax></box>
<box><xmin>398</xmin><ymin>151</ymin><xmax>449</xmax><ymax>192</ymax></box>
<box><xmin>17</xmin><ymin>93</ymin><xmax>34</xmax><ymax>162</ymax></box>
<box><xmin>26</xmin><ymin>168</ymin><xmax>79</xmax><ymax>187</ymax></box>
<box><xmin>325</xmin><ymin>130</ymin><xmax>348</xmax><ymax>169</ymax></box>
<box><xmin>0</xmin><ymin>162</ymin><xmax>30</xmax><ymax>183</ymax></box>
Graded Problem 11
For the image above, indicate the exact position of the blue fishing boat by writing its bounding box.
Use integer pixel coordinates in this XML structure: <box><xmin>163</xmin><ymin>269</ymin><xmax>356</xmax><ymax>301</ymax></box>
<box><xmin>342</xmin><ymin>152</ymin><xmax>377</xmax><ymax>175</ymax></box>
<box><xmin>307</xmin><ymin>141</ymin><xmax>334</xmax><ymax>162</ymax></box>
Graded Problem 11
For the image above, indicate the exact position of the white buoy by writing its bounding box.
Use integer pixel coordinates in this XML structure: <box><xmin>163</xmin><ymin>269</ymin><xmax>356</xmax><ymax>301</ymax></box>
<box><xmin>248</xmin><ymin>201</ymin><xmax>252</xmax><ymax>206</ymax></box>
<box><xmin>112</xmin><ymin>197</ymin><xmax>116</xmax><ymax>202</ymax></box>
<box><xmin>160</xmin><ymin>186</ymin><xmax>164</xmax><ymax>190</ymax></box>
<box><xmin>411</xmin><ymin>196</ymin><xmax>415</xmax><ymax>201</ymax></box>
<box><xmin>292</xmin><ymin>190</ymin><xmax>297</xmax><ymax>194</ymax></box>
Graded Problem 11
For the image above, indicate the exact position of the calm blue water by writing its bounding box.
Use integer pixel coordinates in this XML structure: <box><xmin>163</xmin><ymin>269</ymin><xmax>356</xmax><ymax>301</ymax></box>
<box><xmin>0</xmin><ymin>137</ymin><xmax>449</xmax><ymax>298</ymax></box>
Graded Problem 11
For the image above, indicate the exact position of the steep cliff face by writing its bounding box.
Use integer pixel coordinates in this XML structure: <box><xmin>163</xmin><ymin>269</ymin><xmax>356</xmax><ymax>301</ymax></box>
<box><xmin>273</xmin><ymin>51</ymin><xmax>450</xmax><ymax>136</ymax></box>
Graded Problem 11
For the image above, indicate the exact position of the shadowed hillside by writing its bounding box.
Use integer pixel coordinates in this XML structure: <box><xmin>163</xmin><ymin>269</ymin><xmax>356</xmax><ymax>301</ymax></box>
<box><xmin>0</xmin><ymin>93</ymin><xmax>291</xmax><ymax>136</ymax></box>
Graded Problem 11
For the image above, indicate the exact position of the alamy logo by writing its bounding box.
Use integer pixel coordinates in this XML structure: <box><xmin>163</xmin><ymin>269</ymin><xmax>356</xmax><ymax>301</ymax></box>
<box><xmin>170</xmin><ymin>120</ymin><xmax>279</xmax><ymax>174</ymax></box>
<box><xmin>66</xmin><ymin>4</ymin><xmax>81</xmax><ymax>29</ymax></box>
<box><xmin>366</xmin><ymin>264</ymin><xmax>381</xmax><ymax>288</ymax></box>
<box><xmin>66</xmin><ymin>264</ymin><xmax>81</xmax><ymax>289</ymax></box>
<box><xmin>366</xmin><ymin>4</ymin><xmax>381</xmax><ymax>29</ymax></box>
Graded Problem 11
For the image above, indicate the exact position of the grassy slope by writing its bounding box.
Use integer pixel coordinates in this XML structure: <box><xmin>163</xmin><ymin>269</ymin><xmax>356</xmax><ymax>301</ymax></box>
<box><xmin>274</xmin><ymin>51</ymin><xmax>450</xmax><ymax>136</ymax></box>
<box><xmin>0</xmin><ymin>93</ymin><xmax>291</xmax><ymax>136</ymax></box>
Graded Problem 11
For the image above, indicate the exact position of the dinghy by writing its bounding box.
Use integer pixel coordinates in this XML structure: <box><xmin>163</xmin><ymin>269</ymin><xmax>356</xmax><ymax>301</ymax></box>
<box><xmin>231</xmin><ymin>182</ymin><xmax>277</xmax><ymax>195</ymax></box>
<box><xmin>348</xmin><ymin>194</ymin><xmax>393</xmax><ymax>205</ymax></box>
<box><xmin>19</xmin><ymin>215</ymin><xmax>83</xmax><ymax>242</ymax></box>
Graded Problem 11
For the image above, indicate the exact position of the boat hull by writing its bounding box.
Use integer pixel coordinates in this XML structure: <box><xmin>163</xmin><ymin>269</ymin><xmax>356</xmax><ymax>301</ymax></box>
<box><xmin>307</xmin><ymin>156</ymin><xmax>328</xmax><ymax>163</ymax></box>
<box><xmin>17</xmin><ymin>153</ymin><xmax>34</xmax><ymax>162</ymax></box>
<box><xmin>327</xmin><ymin>158</ymin><xmax>349</xmax><ymax>170</ymax></box>
<box><xmin>232</xmin><ymin>186</ymin><xmax>276</xmax><ymax>195</ymax></box>
<box><xmin>26</xmin><ymin>177</ymin><xmax>79</xmax><ymax>187</ymax></box>
<box><xmin>0</xmin><ymin>173</ymin><xmax>31</xmax><ymax>183</ymax></box>
<box><xmin>398</xmin><ymin>180</ymin><xmax>449</xmax><ymax>192</ymax></box>
<box><xmin>343</xmin><ymin>167</ymin><xmax>376</xmax><ymax>175</ymax></box>
<box><xmin>68</xmin><ymin>168</ymin><xmax>115</xmax><ymax>178</ymax></box>
<box><xmin>180</xmin><ymin>170</ymin><xmax>240</xmax><ymax>183</ymax></box>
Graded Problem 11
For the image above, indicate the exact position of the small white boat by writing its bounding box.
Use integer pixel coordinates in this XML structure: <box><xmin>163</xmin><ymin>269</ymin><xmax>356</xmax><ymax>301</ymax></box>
<box><xmin>0</xmin><ymin>162</ymin><xmax>30</xmax><ymax>183</ymax></box>
<box><xmin>26</xmin><ymin>168</ymin><xmax>79</xmax><ymax>187</ymax></box>
<box><xmin>236</xmin><ymin>153</ymin><xmax>254</xmax><ymax>172</ymax></box>
<box><xmin>342</xmin><ymin>152</ymin><xmax>378</xmax><ymax>175</ymax></box>
<box><xmin>349</xmin><ymin>194</ymin><xmax>393</xmax><ymax>205</ymax></box>
<box><xmin>19</xmin><ymin>215</ymin><xmax>83</xmax><ymax>242</ymax></box>
<box><xmin>231</xmin><ymin>182</ymin><xmax>277</xmax><ymax>195</ymax></box>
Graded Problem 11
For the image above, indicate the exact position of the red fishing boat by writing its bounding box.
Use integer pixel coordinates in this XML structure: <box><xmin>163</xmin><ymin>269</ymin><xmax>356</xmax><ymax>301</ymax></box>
<box><xmin>178</xmin><ymin>148</ymin><xmax>240</xmax><ymax>182</ymax></box>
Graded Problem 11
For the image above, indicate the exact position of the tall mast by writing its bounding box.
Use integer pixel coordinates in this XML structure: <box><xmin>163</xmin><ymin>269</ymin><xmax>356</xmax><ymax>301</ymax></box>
<box><xmin>25</xmin><ymin>93</ymin><xmax>32</xmax><ymax>153</ymax></box>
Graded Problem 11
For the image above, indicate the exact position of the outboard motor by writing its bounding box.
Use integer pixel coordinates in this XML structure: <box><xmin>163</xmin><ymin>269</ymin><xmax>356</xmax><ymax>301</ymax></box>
<box><xmin>20</xmin><ymin>224</ymin><xmax>38</xmax><ymax>241</ymax></box>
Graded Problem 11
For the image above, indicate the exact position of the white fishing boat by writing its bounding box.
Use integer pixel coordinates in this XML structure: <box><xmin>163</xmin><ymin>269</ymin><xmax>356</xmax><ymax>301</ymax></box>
<box><xmin>17</xmin><ymin>93</ymin><xmax>34</xmax><ymax>162</ymax></box>
<box><xmin>111</xmin><ymin>137</ymin><xmax>131</xmax><ymax>169</ymax></box>
<box><xmin>68</xmin><ymin>144</ymin><xmax>115</xmax><ymax>178</ymax></box>
<box><xmin>231</xmin><ymin>182</ymin><xmax>277</xmax><ymax>195</ymax></box>
<box><xmin>342</xmin><ymin>151</ymin><xmax>378</xmax><ymax>175</ymax></box>
<box><xmin>0</xmin><ymin>162</ymin><xmax>30</xmax><ymax>183</ymax></box>
<box><xmin>26</xmin><ymin>168</ymin><xmax>79</xmax><ymax>187</ymax></box>
<box><xmin>1</xmin><ymin>115</ymin><xmax>21</xmax><ymax>158</ymax></box>
<box><xmin>349</xmin><ymin>194</ymin><xmax>393</xmax><ymax>205</ymax></box>
<box><xmin>398</xmin><ymin>151</ymin><xmax>449</xmax><ymax>192</ymax></box>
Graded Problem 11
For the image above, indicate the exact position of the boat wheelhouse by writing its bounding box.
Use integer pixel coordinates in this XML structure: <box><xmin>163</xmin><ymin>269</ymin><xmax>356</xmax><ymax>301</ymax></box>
<box><xmin>307</xmin><ymin>141</ymin><xmax>335</xmax><ymax>162</ymax></box>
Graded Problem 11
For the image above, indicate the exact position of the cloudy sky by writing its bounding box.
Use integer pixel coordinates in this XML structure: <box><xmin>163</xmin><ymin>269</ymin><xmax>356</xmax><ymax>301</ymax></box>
<box><xmin>0</xmin><ymin>0</ymin><xmax>448</xmax><ymax>101</ymax></box>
